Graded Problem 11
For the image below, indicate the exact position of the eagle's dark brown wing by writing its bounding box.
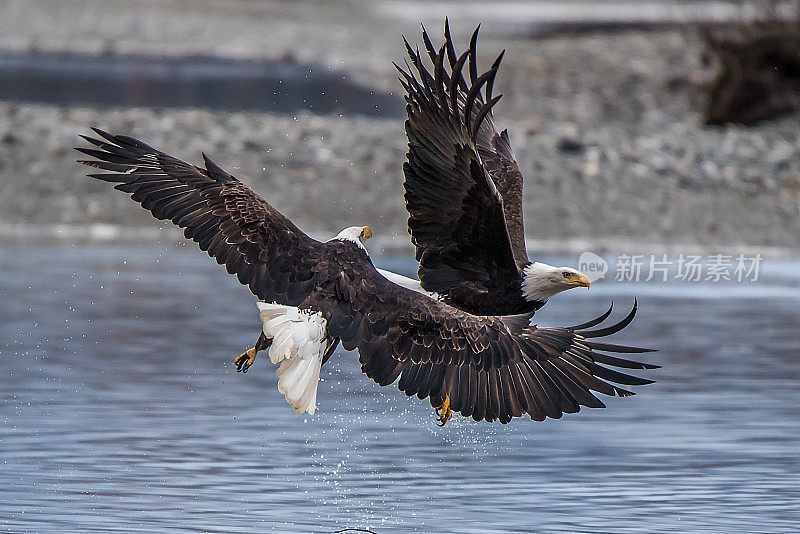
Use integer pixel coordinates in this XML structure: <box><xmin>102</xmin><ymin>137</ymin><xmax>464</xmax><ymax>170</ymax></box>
<box><xmin>401</xmin><ymin>305</ymin><xmax>657</xmax><ymax>424</ymax></box>
<box><xmin>77</xmin><ymin>128</ymin><xmax>323</xmax><ymax>305</ymax></box>
<box><xmin>477</xmin><ymin>127</ymin><xmax>528</xmax><ymax>266</ymax></box>
<box><xmin>400</xmin><ymin>23</ymin><xmax>530</xmax><ymax>303</ymax></box>
<box><xmin>317</xmin><ymin>258</ymin><xmax>657</xmax><ymax>423</ymax></box>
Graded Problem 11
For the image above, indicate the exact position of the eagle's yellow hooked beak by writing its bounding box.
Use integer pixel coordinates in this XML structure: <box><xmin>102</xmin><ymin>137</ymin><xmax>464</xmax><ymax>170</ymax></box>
<box><xmin>360</xmin><ymin>226</ymin><xmax>373</xmax><ymax>240</ymax></box>
<box><xmin>567</xmin><ymin>272</ymin><xmax>591</xmax><ymax>289</ymax></box>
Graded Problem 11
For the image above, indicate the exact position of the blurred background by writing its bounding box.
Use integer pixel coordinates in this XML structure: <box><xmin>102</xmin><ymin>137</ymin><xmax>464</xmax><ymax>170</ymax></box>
<box><xmin>1</xmin><ymin>0</ymin><xmax>800</xmax><ymax>249</ymax></box>
<box><xmin>1</xmin><ymin>1</ymin><xmax>800</xmax><ymax>533</ymax></box>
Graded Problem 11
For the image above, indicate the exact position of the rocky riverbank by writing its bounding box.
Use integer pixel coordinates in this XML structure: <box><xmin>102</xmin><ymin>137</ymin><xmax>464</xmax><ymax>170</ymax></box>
<box><xmin>1</xmin><ymin>0</ymin><xmax>799</xmax><ymax>252</ymax></box>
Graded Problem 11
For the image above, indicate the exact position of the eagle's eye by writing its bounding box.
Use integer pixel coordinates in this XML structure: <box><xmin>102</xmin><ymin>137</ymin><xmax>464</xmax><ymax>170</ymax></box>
<box><xmin>562</xmin><ymin>272</ymin><xmax>571</xmax><ymax>278</ymax></box>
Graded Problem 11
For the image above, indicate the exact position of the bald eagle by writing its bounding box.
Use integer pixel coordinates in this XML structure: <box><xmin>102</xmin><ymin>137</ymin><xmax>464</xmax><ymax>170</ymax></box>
<box><xmin>395</xmin><ymin>22</ymin><xmax>591</xmax><ymax>316</ymax></box>
<box><xmin>77</xmin><ymin>127</ymin><xmax>655</xmax><ymax>425</ymax></box>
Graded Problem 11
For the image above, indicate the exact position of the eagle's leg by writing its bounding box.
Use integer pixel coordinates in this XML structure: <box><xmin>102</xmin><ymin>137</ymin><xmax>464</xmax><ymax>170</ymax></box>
<box><xmin>235</xmin><ymin>332</ymin><xmax>272</xmax><ymax>373</ymax></box>
<box><xmin>435</xmin><ymin>395</ymin><xmax>453</xmax><ymax>426</ymax></box>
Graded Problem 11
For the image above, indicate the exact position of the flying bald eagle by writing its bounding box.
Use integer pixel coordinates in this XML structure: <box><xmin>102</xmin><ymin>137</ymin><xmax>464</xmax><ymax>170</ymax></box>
<box><xmin>77</xmin><ymin>129</ymin><xmax>655</xmax><ymax>425</ymax></box>
<box><xmin>396</xmin><ymin>22</ymin><xmax>591</xmax><ymax>316</ymax></box>
<box><xmin>76</xmin><ymin>25</ymin><xmax>656</xmax><ymax>425</ymax></box>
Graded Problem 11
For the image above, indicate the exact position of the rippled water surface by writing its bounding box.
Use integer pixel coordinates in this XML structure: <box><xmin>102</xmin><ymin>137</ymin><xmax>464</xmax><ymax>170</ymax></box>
<box><xmin>2</xmin><ymin>245</ymin><xmax>799</xmax><ymax>533</ymax></box>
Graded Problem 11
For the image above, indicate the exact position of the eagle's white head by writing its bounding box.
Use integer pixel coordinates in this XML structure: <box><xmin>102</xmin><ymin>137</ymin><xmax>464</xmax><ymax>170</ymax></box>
<box><xmin>332</xmin><ymin>225</ymin><xmax>372</xmax><ymax>250</ymax></box>
<box><xmin>521</xmin><ymin>262</ymin><xmax>591</xmax><ymax>303</ymax></box>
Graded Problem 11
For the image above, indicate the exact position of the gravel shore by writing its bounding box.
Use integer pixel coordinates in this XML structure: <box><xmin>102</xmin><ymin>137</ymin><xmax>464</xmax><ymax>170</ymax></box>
<box><xmin>1</xmin><ymin>0</ymin><xmax>799</xmax><ymax>252</ymax></box>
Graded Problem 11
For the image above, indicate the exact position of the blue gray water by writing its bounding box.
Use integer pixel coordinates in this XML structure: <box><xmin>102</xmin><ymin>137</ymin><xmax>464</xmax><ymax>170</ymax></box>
<box><xmin>2</xmin><ymin>245</ymin><xmax>799</xmax><ymax>533</ymax></box>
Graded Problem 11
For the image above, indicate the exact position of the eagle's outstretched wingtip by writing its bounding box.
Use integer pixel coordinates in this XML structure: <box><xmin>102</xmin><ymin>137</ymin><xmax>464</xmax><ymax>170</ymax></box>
<box><xmin>89</xmin><ymin>126</ymin><xmax>113</xmax><ymax>140</ymax></box>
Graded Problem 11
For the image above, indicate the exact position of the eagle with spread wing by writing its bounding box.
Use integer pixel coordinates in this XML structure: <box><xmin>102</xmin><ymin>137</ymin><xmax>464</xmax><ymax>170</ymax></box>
<box><xmin>397</xmin><ymin>21</ymin><xmax>593</xmax><ymax>316</ymax></box>
<box><xmin>77</xmin><ymin>23</ymin><xmax>656</xmax><ymax>425</ymax></box>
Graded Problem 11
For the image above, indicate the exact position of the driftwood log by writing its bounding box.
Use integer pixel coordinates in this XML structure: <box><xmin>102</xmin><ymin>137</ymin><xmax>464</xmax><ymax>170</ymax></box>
<box><xmin>702</xmin><ymin>21</ymin><xmax>800</xmax><ymax>125</ymax></box>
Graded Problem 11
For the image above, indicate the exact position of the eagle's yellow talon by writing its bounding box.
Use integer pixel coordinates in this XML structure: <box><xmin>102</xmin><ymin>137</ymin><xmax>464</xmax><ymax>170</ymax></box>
<box><xmin>235</xmin><ymin>347</ymin><xmax>257</xmax><ymax>373</ymax></box>
<box><xmin>435</xmin><ymin>395</ymin><xmax>453</xmax><ymax>426</ymax></box>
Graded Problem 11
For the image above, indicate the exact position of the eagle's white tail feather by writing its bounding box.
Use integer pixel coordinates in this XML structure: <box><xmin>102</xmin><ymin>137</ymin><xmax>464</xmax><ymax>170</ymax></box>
<box><xmin>271</xmin><ymin>328</ymin><xmax>297</xmax><ymax>364</ymax></box>
<box><xmin>276</xmin><ymin>355</ymin><xmax>322</xmax><ymax>414</ymax></box>
<box><xmin>256</xmin><ymin>302</ymin><xmax>327</xmax><ymax>415</ymax></box>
